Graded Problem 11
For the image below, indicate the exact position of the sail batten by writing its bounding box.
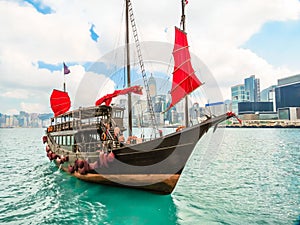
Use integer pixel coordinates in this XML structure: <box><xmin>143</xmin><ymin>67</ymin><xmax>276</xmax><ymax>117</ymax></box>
<box><xmin>167</xmin><ymin>27</ymin><xmax>202</xmax><ymax>111</ymax></box>
<box><xmin>50</xmin><ymin>89</ymin><xmax>71</xmax><ymax>117</ymax></box>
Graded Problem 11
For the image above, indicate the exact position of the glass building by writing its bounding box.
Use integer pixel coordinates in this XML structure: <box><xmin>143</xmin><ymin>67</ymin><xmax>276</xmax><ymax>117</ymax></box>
<box><xmin>231</xmin><ymin>84</ymin><xmax>246</xmax><ymax>113</ymax></box>
<box><xmin>275</xmin><ymin>74</ymin><xmax>300</xmax><ymax>110</ymax></box>
<box><xmin>244</xmin><ymin>75</ymin><xmax>260</xmax><ymax>102</ymax></box>
<box><xmin>238</xmin><ymin>102</ymin><xmax>273</xmax><ymax>114</ymax></box>
<box><xmin>261</xmin><ymin>85</ymin><xmax>276</xmax><ymax>102</ymax></box>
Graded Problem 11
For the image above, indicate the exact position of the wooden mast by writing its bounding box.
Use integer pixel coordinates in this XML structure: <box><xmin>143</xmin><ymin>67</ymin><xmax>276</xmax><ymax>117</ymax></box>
<box><xmin>126</xmin><ymin>0</ymin><xmax>133</xmax><ymax>137</ymax></box>
<box><xmin>181</xmin><ymin>0</ymin><xmax>189</xmax><ymax>127</ymax></box>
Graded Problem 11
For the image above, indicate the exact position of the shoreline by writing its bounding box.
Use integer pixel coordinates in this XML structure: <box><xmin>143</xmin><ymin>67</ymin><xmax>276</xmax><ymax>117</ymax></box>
<box><xmin>224</xmin><ymin>125</ymin><xmax>300</xmax><ymax>128</ymax></box>
<box><xmin>224</xmin><ymin>120</ymin><xmax>300</xmax><ymax>128</ymax></box>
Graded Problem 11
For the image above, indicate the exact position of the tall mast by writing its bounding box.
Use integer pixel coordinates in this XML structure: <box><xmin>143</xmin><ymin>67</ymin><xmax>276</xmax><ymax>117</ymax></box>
<box><xmin>181</xmin><ymin>0</ymin><xmax>189</xmax><ymax>127</ymax></box>
<box><xmin>126</xmin><ymin>0</ymin><xmax>132</xmax><ymax>137</ymax></box>
<box><xmin>181</xmin><ymin>0</ymin><xmax>186</xmax><ymax>31</ymax></box>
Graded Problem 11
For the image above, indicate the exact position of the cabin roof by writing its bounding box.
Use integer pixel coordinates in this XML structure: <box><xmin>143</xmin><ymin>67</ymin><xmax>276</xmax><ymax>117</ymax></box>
<box><xmin>52</xmin><ymin>105</ymin><xmax>113</xmax><ymax>119</ymax></box>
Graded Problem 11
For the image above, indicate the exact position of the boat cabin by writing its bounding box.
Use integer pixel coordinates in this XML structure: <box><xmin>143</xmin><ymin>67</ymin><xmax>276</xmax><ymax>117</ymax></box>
<box><xmin>47</xmin><ymin>105</ymin><xmax>125</xmax><ymax>152</ymax></box>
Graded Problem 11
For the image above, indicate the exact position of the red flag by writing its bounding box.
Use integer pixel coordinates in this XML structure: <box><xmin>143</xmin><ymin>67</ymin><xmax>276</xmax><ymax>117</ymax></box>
<box><xmin>95</xmin><ymin>86</ymin><xmax>143</xmax><ymax>106</ymax></box>
<box><xmin>63</xmin><ymin>62</ymin><xmax>70</xmax><ymax>75</ymax></box>
<box><xmin>185</xmin><ymin>0</ymin><xmax>188</xmax><ymax>5</ymax></box>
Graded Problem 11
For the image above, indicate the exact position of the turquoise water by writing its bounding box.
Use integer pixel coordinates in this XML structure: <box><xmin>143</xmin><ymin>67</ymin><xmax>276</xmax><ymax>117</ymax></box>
<box><xmin>0</xmin><ymin>128</ymin><xmax>299</xmax><ymax>224</ymax></box>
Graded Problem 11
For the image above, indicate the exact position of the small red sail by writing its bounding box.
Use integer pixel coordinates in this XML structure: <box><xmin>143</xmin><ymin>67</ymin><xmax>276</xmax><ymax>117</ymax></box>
<box><xmin>50</xmin><ymin>89</ymin><xmax>71</xmax><ymax>117</ymax></box>
<box><xmin>95</xmin><ymin>85</ymin><xmax>143</xmax><ymax>106</ymax></box>
<box><xmin>167</xmin><ymin>27</ymin><xmax>202</xmax><ymax>110</ymax></box>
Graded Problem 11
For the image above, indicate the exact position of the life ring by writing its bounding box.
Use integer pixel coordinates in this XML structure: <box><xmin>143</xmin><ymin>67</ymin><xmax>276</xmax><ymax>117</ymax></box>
<box><xmin>47</xmin><ymin>126</ymin><xmax>54</xmax><ymax>133</ymax></box>
<box><xmin>101</xmin><ymin>132</ymin><xmax>107</xmax><ymax>141</ymax></box>
<box><xmin>176</xmin><ymin>125</ymin><xmax>186</xmax><ymax>132</ymax></box>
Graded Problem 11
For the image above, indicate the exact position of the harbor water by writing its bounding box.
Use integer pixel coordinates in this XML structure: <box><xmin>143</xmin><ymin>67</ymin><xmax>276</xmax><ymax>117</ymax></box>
<box><xmin>0</xmin><ymin>128</ymin><xmax>299</xmax><ymax>224</ymax></box>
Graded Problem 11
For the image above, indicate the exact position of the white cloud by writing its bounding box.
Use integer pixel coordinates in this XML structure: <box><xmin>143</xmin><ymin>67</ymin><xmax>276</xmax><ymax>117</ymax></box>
<box><xmin>73</xmin><ymin>71</ymin><xmax>116</xmax><ymax>108</ymax></box>
<box><xmin>1</xmin><ymin>0</ymin><xmax>300</xmax><ymax>114</ymax></box>
<box><xmin>0</xmin><ymin>89</ymin><xmax>30</xmax><ymax>99</ymax></box>
<box><xmin>20</xmin><ymin>102</ymin><xmax>48</xmax><ymax>113</ymax></box>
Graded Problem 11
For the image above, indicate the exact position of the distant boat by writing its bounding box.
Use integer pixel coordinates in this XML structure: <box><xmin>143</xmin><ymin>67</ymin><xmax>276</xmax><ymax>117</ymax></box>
<box><xmin>43</xmin><ymin>0</ymin><xmax>239</xmax><ymax>194</ymax></box>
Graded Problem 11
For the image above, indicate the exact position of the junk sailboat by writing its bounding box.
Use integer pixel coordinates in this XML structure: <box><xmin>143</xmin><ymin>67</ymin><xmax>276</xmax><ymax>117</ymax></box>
<box><xmin>43</xmin><ymin>0</ymin><xmax>240</xmax><ymax>194</ymax></box>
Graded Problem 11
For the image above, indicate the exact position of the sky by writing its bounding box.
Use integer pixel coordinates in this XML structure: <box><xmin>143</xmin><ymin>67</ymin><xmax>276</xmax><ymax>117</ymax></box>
<box><xmin>1</xmin><ymin>0</ymin><xmax>300</xmax><ymax>115</ymax></box>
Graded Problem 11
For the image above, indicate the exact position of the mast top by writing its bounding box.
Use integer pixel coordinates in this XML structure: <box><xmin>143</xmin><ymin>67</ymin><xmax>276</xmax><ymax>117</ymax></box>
<box><xmin>180</xmin><ymin>0</ymin><xmax>187</xmax><ymax>31</ymax></box>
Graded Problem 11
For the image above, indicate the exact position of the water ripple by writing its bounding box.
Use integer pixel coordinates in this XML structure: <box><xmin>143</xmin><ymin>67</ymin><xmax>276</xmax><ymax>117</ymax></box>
<box><xmin>0</xmin><ymin>128</ymin><xmax>299</xmax><ymax>224</ymax></box>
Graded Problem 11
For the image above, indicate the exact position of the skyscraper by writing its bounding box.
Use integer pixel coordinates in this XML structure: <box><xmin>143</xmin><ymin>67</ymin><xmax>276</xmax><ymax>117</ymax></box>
<box><xmin>148</xmin><ymin>74</ymin><xmax>157</xmax><ymax>97</ymax></box>
<box><xmin>244</xmin><ymin>75</ymin><xmax>260</xmax><ymax>102</ymax></box>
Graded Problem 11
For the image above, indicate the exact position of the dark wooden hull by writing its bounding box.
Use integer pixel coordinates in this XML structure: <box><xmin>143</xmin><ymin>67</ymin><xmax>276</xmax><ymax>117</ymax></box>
<box><xmin>46</xmin><ymin>113</ymin><xmax>232</xmax><ymax>194</ymax></box>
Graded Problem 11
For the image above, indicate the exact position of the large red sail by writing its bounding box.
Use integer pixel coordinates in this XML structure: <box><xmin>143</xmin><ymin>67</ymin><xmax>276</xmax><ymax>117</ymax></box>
<box><xmin>167</xmin><ymin>27</ymin><xmax>202</xmax><ymax>110</ymax></box>
<box><xmin>95</xmin><ymin>85</ymin><xmax>143</xmax><ymax>106</ymax></box>
<box><xmin>50</xmin><ymin>89</ymin><xmax>71</xmax><ymax>117</ymax></box>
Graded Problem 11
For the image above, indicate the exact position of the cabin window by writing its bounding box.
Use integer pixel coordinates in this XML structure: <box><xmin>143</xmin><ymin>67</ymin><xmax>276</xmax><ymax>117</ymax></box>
<box><xmin>66</xmin><ymin>136</ymin><xmax>71</xmax><ymax>145</ymax></box>
<box><xmin>63</xmin><ymin>136</ymin><xmax>67</xmax><ymax>145</ymax></box>
<box><xmin>71</xmin><ymin>136</ymin><xmax>74</xmax><ymax>146</ymax></box>
<box><xmin>114</xmin><ymin>110</ymin><xmax>123</xmax><ymax>118</ymax></box>
<box><xmin>64</xmin><ymin>136</ymin><xmax>68</xmax><ymax>145</ymax></box>
<box><xmin>92</xmin><ymin>134</ymin><xmax>97</xmax><ymax>141</ymax></box>
<box><xmin>62</xmin><ymin>136</ymin><xmax>65</xmax><ymax>145</ymax></box>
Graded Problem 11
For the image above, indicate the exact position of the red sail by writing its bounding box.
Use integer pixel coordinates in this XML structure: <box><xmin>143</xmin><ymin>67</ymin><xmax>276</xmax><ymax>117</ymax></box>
<box><xmin>95</xmin><ymin>85</ymin><xmax>143</xmax><ymax>106</ymax></box>
<box><xmin>168</xmin><ymin>27</ymin><xmax>202</xmax><ymax>110</ymax></box>
<box><xmin>50</xmin><ymin>89</ymin><xmax>71</xmax><ymax>117</ymax></box>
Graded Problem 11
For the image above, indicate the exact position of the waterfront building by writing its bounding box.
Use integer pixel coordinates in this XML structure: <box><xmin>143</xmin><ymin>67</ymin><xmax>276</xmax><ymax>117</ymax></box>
<box><xmin>261</xmin><ymin>85</ymin><xmax>276</xmax><ymax>102</ymax></box>
<box><xmin>231</xmin><ymin>84</ymin><xmax>246</xmax><ymax>113</ymax></box>
<box><xmin>238</xmin><ymin>102</ymin><xmax>273</xmax><ymax>114</ymax></box>
<box><xmin>261</xmin><ymin>85</ymin><xmax>277</xmax><ymax>112</ymax></box>
<box><xmin>278</xmin><ymin>107</ymin><xmax>300</xmax><ymax>121</ymax></box>
<box><xmin>275</xmin><ymin>74</ymin><xmax>300</xmax><ymax>110</ymax></box>
<box><xmin>231</xmin><ymin>75</ymin><xmax>261</xmax><ymax>114</ymax></box>
<box><xmin>244</xmin><ymin>75</ymin><xmax>260</xmax><ymax>102</ymax></box>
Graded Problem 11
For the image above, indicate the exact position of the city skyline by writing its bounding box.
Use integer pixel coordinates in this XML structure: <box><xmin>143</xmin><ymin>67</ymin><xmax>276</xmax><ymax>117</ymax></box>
<box><xmin>0</xmin><ymin>111</ymin><xmax>52</xmax><ymax>128</ymax></box>
<box><xmin>1</xmin><ymin>0</ymin><xmax>300</xmax><ymax>115</ymax></box>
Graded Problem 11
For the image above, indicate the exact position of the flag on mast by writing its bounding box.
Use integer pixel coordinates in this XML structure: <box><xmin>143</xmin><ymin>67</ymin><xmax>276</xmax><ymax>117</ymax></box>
<box><xmin>63</xmin><ymin>62</ymin><xmax>70</xmax><ymax>75</ymax></box>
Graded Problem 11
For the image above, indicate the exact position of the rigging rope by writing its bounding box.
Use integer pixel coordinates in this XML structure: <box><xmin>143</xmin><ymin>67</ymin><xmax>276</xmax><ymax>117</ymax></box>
<box><xmin>127</xmin><ymin>0</ymin><xmax>158</xmax><ymax>134</ymax></box>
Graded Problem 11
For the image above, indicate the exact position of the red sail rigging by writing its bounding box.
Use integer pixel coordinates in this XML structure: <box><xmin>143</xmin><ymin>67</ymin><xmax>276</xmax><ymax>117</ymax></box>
<box><xmin>50</xmin><ymin>89</ymin><xmax>71</xmax><ymax>117</ymax></box>
<box><xmin>95</xmin><ymin>85</ymin><xmax>143</xmax><ymax>106</ymax></box>
<box><xmin>167</xmin><ymin>27</ymin><xmax>202</xmax><ymax>110</ymax></box>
